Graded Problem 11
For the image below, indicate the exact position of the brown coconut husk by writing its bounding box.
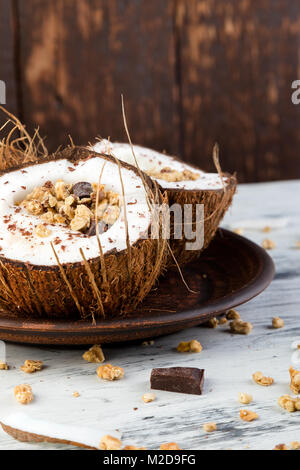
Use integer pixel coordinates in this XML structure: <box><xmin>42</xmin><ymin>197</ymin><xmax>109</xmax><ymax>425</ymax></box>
<box><xmin>166</xmin><ymin>175</ymin><xmax>237</xmax><ymax>267</ymax></box>
<box><xmin>0</xmin><ymin>106</ymin><xmax>48</xmax><ymax>169</ymax></box>
<box><xmin>0</xmin><ymin>145</ymin><xmax>168</xmax><ymax>320</ymax></box>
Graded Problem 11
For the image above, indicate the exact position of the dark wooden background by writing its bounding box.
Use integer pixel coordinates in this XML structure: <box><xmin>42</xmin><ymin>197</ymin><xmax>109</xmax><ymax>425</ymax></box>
<box><xmin>1</xmin><ymin>0</ymin><xmax>300</xmax><ymax>182</ymax></box>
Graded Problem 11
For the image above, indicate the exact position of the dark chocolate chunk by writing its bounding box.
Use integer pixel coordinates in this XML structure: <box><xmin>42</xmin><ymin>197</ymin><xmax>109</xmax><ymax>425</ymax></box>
<box><xmin>86</xmin><ymin>220</ymin><xmax>108</xmax><ymax>237</ymax></box>
<box><xmin>72</xmin><ymin>182</ymin><xmax>93</xmax><ymax>199</ymax></box>
<box><xmin>151</xmin><ymin>367</ymin><xmax>204</xmax><ymax>396</ymax></box>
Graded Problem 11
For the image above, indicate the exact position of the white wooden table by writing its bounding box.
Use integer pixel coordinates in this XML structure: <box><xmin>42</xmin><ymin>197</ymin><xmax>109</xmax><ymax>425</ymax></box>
<box><xmin>0</xmin><ymin>180</ymin><xmax>299</xmax><ymax>450</ymax></box>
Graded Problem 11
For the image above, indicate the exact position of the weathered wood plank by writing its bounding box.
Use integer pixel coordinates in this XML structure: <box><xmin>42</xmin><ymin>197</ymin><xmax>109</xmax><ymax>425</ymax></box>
<box><xmin>176</xmin><ymin>0</ymin><xmax>300</xmax><ymax>182</ymax></box>
<box><xmin>17</xmin><ymin>0</ymin><xmax>179</xmax><ymax>154</ymax></box>
<box><xmin>0</xmin><ymin>0</ymin><xmax>18</xmax><ymax>126</ymax></box>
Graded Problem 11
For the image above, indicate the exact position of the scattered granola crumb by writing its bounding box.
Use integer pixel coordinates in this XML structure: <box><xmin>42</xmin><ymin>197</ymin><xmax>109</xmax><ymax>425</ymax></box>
<box><xmin>289</xmin><ymin>367</ymin><xmax>300</xmax><ymax>395</ymax></box>
<box><xmin>203</xmin><ymin>422</ymin><xmax>217</xmax><ymax>433</ymax></box>
<box><xmin>240</xmin><ymin>410</ymin><xmax>259</xmax><ymax>422</ymax></box>
<box><xmin>73</xmin><ymin>391</ymin><xmax>80</xmax><ymax>398</ymax></box>
<box><xmin>177</xmin><ymin>340</ymin><xmax>203</xmax><ymax>353</ymax></box>
<box><xmin>83</xmin><ymin>345</ymin><xmax>105</xmax><ymax>363</ymax></box>
<box><xmin>230</xmin><ymin>320</ymin><xmax>253</xmax><ymax>335</ymax></box>
<box><xmin>274</xmin><ymin>444</ymin><xmax>289</xmax><ymax>451</ymax></box>
<box><xmin>142</xmin><ymin>340</ymin><xmax>154</xmax><ymax>347</ymax></box>
<box><xmin>97</xmin><ymin>364</ymin><xmax>124</xmax><ymax>381</ymax></box>
<box><xmin>262</xmin><ymin>239</ymin><xmax>276</xmax><ymax>250</ymax></box>
<box><xmin>20</xmin><ymin>360</ymin><xmax>43</xmax><ymax>374</ymax></box>
<box><xmin>204</xmin><ymin>317</ymin><xmax>219</xmax><ymax>328</ymax></box>
<box><xmin>226</xmin><ymin>309</ymin><xmax>240</xmax><ymax>320</ymax></box>
<box><xmin>234</xmin><ymin>228</ymin><xmax>244</xmax><ymax>235</ymax></box>
<box><xmin>278</xmin><ymin>395</ymin><xmax>300</xmax><ymax>412</ymax></box>
<box><xmin>290</xmin><ymin>441</ymin><xmax>300</xmax><ymax>450</ymax></box>
<box><xmin>295</xmin><ymin>242</ymin><xmax>300</xmax><ymax>249</ymax></box>
<box><xmin>160</xmin><ymin>442</ymin><xmax>181</xmax><ymax>450</ymax></box>
<box><xmin>123</xmin><ymin>446</ymin><xmax>146</xmax><ymax>450</ymax></box>
<box><xmin>99</xmin><ymin>435</ymin><xmax>122</xmax><ymax>450</ymax></box>
<box><xmin>35</xmin><ymin>224</ymin><xmax>52</xmax><ymax>238</ymax></box>
<box><xmin>252</xmin><ymin>371</ymin><xmax>274</xmax><ymax>387</ymax></box>
<box><xmin>0</xmin><ymin>361</ymin><xmax>8</xmax><ymax>370</ymax></box>
<box><xmin>148</xmin><ymin>166</ymin><xmax>199</xmax><ymax>183</ymax></box>
<box><xmin>238</xmin><ymin>392</ymin><xmax>253</xmax><ymax>405</ymax></box>
<box><xmin>272</xmin><ymin>317</ymin><xmax>285</xmax><ymax>329</ymax></box>
<box><xmin>262</xmin><ymin>226</ymin><xmax>271</xmax><ymax>233</ymax></box>
<box><xmin>142</xmin><ymin>393</ymin><xmax>156</xmax><ymax>403</ymax></box>
<box><xmin>14</xmin><ymin>384</ymin><xmax>33</xmax><ymax>405</ymax></box>
<box><xmin>219</xmin><ymin>316</ymin><xmax>228</xmax><ymax>325</ymax></box>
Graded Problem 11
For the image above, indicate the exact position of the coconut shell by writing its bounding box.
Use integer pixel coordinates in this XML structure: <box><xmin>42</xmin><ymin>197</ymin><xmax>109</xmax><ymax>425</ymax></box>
<box><xmin>165</xmin><ymin>174</ymin><xmax>237</xmax><ymax>267</ymax></box>
<box><xmin>91</xmin><ymin>140</ymin><xmax>237</xmax><ymax>269</ymax></box>
<box><xmin>0</xmin><ymin>147</ymin><xmax>168</xmax><ymax>320</ymax></box>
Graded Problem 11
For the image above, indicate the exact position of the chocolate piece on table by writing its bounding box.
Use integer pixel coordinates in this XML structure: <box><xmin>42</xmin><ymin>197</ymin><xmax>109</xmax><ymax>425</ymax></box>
<box><xmin>151</xmin><ymin>367</ymin><xmax>204</xmax><ymax>396</ymax></box>
<box><xmin>72</xmin><ymin>182</ymin><xmax>93</xmax><ymax>199</ymax></box>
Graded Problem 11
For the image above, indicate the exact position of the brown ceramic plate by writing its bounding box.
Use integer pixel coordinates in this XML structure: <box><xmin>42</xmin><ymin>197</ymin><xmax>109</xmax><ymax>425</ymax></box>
<box><xmin>0</xmin><ymin>229</ymin><xmax>275</xmax><ymax>345</ymax></box>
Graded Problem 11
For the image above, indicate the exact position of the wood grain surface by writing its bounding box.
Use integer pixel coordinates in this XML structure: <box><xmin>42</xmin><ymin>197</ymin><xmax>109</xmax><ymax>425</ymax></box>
<box><xmin>0</xmin><ymin>0</ymin><xmax>18</xmax><ymax>126</ymax></box>
<box><xmin>176</xmin><ymin>0</ymin><xmax>300</xmax><ymax>181</ymax></box>
<box><xmin>17</xmin><ymin>0</ymin><xmax>179</xmax><ymax>154</ymax></box>
<box><xmin>1</xmin><ymin>1</ymin><xmax>300</xmax><ymax>181</ymax></box>
<box><xmin>0</xmin><ymin>179</ymin><xmax>299</xmax><ymax>450</ymax></box>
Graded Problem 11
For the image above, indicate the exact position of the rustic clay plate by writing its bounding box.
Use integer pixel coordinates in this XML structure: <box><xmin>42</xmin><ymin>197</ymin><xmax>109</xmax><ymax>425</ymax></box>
<box><xmin>0</xmin><ymin>229</ymin><xmax>275</xmax><ymax>345</ymax></box>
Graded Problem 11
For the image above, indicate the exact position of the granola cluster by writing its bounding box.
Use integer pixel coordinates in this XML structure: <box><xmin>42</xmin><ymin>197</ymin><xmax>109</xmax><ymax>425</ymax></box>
<box><xmin>14</xmin><ymin>384</ymin><xmax>34</xmax><ymax>405</ymax></box>
<box><xmin>201</xmin><ymin>309</ymin><xmax>254</xmax><ymax>335</ymax></box>
<box><xmin>274</xmin><ymin>444</ymin><xmax>289</xmax><ymax>451</ymax></box>
<box><xmin>99</xmin><ymin>435</ymin><xmax>147</xmax><ymax>450</ymax></box>
<box><xmin>238</xmin><ymin>392</ymin><xmax>253</xmax><ymax>405</ymax></box>
<box><xmin>160</xmin><ymin>442</ymin><xmax>181</xmax><ymax>450</ymax></box>
<box><xmin>0</xmin><ymin>361</ymin><xmax>8</xmax><ymax>370</ymax></box>
<box><xmin>272</xmin><ymin>317</ymin><xmax>285</xmax><ymax>329</ymax></box>
<box><xmin>278</xmin><ymin>395</ymin><xmax>300</xmax><ymax>413</ymax></box>
<box><xmin>289</xmin><ymin>367</ymin><xmax>300</xmax><ymax>395</ymax></box>
<box><xmin>204</xmin><ymin>317</ymin><xmax>219</xmax><ymax>328</ymax></box>
<box><xmin>274</xmin><ymin>441</ymin><xmax>300</xmax><ymax>450</ymax></box>
<box><xmin>147</xmin><ymin>166</ymin><xmax>199</xmax><ymax>183</ymax></box>
<box><xmin>291</xmin><ymin>441</ymin><xmax>300</xmax><ymax>450</ymax></box>
<box><xmin>123</xmin><ymin>445</ymin><xmax>147</xmax><ymax>450</ymax></box>
<box><xmin>203</xmin><ymin>422</ymin><xmax>217</xmax><ymax>433</ymax></box>
<box><xmin>177</xmin><ymin>340</ymin><xmax>203</xmax><ymax>353</ymax></box>
<box><xmin>230</xmin><ymin>319</ymin><xmax>253</xmax><ymax>335</ymax></box>
<box><xmin>20</xmin><ymin>180</ymin><xmax>120</xmax><ymax>236</ymax></box>
<box><xmin>99</xmin><ymin>435</ymin><xmax>122</xmax><ymax>450</ymax></box>
<box><xmin>20</xmin><ymin>360</ymin><xmax>43</xmax><ymax>374</ymax></box>
<box><xmin>240</xmin><ymin>409</ymin><xmax>259</xmax><ymax>422</ymax></box>
<box><xmin>82</xmin><ymin>345</ymin><xmax>105</xmax><ymax>364</ymax></box>
<box><xmin>227</xmin><ymin>309</ymin><xmax>240</xmax><ymax>320</ymax></box>
<box><xmin>262</xmin><ymin>239</ymin><xmax>276</xmax><ymax>250</ymax></box>
<box><xmin>97</xmin><ymin>364</ymin><xmax>124</xmax><ymax>381</ymax></box>
<box><xmin>252</xmin><ymin>371</ymin><xmax>274</xmax><ymax>387</ymax></box>
<box><xmin>142</xmin><ymin>393</ymin><xmax>156</xmax><ymax>403</ymax></box>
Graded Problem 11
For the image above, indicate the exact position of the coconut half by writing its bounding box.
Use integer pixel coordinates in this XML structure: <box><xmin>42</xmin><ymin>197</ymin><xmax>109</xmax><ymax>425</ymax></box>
<box><xmin>0</xmin><ymin>147</ymin><xmax>167</xmax><ymax>319</ymax></box>
<box><xmin>92</xmin><ymin>140</ymin><xmax>237</xmax><ymax>266</ymax></box>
